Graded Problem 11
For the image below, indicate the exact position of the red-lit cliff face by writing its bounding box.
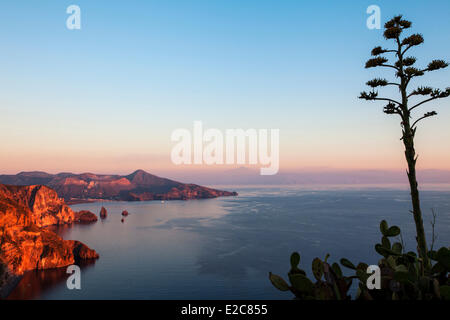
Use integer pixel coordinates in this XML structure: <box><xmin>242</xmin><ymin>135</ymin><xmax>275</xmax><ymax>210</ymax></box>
<box><xmin>0</xmin><ymin>184</ymin><xmax>98</xmax><ymax>277</ymax></box>
<box><xmin>0</xmin><ymin>184</ymin><xmax>76</xmax><ymax>227</ymax></box>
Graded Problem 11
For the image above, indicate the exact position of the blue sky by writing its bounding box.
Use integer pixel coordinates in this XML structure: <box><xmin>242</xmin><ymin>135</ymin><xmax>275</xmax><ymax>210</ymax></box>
<box><xmin>0</xmin><ymin>0</ymin><xmax>449</xmax><ymax>173</ymax></box>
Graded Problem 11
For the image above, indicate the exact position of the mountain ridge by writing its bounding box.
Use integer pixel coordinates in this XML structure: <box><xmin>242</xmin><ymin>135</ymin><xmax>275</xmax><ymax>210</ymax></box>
<box><xmin>0</xmin><ymin>169</ymin><xmax>238</xmax><ymax>203</ymax></box>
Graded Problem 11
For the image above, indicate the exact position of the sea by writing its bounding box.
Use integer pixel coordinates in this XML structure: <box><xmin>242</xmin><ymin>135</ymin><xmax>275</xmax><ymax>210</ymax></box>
<box><xmin>8</xmin><ymin>185</ymin><xmax>450</xmax><ymax>299</ymax></box>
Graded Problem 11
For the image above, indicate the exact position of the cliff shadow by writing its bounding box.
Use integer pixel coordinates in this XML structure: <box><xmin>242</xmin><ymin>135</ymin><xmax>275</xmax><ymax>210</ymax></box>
<box><xmin>7</xmin><ymin>259</ymin><xmax>96</xmax><ymax>300</ymax></box>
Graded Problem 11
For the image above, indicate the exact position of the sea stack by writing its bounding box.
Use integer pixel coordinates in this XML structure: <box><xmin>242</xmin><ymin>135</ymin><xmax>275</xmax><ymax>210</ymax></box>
<box><xmin>100</xmin><ymin>206</ymin><xmax>108</xmax><ymax>219</ymax></box>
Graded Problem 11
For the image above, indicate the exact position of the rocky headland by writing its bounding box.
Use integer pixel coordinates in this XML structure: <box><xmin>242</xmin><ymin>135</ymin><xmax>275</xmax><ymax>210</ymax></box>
<box><xmin>0</xmin><ymin>184</ymin><xmax>98</xmax><ymax>298</ymax></box>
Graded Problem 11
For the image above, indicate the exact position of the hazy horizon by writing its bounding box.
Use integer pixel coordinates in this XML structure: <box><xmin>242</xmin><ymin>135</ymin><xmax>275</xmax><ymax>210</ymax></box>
<box><xmin>2</xmin><ymin>167</ymin><xmax>450</xmax><ymax>187</ymax></box>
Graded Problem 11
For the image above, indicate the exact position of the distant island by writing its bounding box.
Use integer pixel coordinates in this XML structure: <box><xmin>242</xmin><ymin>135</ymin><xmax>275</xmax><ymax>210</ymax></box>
<box><xmin>0</xmin><ymin>169</ymin><xmax>238</xmax><ymax>203</ymax></box>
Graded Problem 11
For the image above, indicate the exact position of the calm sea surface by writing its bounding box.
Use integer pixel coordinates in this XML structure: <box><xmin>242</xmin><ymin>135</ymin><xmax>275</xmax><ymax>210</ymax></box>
<box><xmin>8</xmin><ymin>185</ymin><xmax>450</xmax><ymax>299</ymax></box>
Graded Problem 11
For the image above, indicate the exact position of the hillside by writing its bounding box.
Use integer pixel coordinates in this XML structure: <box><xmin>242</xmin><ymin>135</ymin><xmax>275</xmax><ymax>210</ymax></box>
<box><xmin>0</xmin><ymin>170</ymin><xmax>238</xmax><ymax>203</ymax></box>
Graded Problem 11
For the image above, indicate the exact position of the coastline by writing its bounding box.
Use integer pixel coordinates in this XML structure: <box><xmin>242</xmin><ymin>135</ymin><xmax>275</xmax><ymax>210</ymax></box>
<box><xmin>65</xmin><ymin>193</ymin><xmax>238</xmax><ymax>205</ymax></box>
<box><xmin>66</xmin><ymin>198</ymin><xmax>112</xmax><ymax>205</ymax></box>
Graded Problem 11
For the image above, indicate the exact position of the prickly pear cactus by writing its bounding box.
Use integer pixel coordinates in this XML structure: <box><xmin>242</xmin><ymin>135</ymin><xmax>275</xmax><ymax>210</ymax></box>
<box><xmin>269</xmin><ymin>220</ymin><xmax>450</xmax><ymax>300</ymax></box>
<box><xmin>269</xmin><ymin>252</ymin><xmax>353</xmax><ymax>300</ymax></box>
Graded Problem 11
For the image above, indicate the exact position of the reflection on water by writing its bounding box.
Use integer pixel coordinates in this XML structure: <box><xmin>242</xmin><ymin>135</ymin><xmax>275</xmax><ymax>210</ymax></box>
<box><xmin>7</xmin><ymin>260</ymin><xmax>97</xmax><ymax>300</ymax></box>
<box><xmin>46</xmin><ymin>222</ymin><xmax>98</xmax><ymax>237</ymax></box>
<box><xmin>7</xmin><ymin>186</ymin><xmax>450</xmax><ymax>299</ymax></box>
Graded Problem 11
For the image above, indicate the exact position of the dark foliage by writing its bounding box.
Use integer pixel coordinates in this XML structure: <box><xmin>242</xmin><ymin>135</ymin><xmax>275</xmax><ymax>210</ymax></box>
<box><xmin>270</xmin><ymin>221</ymin><xmax>450</xmax><ymax>300</ymax></box>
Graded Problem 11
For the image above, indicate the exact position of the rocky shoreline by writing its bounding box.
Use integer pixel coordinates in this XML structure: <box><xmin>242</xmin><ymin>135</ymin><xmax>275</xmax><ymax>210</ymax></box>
<box><xmin>0</xmin><ymin>184</ymin><xmax>99</xmax><ymax>299</ymax></box>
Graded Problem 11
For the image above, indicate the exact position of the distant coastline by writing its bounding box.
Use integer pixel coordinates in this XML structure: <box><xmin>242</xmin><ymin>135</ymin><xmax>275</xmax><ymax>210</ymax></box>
<box><xmin>0</xmin><ymin>169</ymin><xmax>238</xmax><ymax>203</ymax></box>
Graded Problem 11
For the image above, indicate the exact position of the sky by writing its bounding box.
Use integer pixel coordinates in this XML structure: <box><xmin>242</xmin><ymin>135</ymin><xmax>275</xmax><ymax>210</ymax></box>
<box><xmin>0</xmin><ymin>0</ymin><xmax>449</xmax><ymax>175</ymax></box>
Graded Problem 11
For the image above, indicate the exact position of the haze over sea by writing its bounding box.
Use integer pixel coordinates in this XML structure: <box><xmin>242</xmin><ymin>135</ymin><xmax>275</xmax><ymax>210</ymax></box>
<box><xmin>9</xmin><ymin>185</ymin><xmax>450</xmax><ymax>300</ymax></box>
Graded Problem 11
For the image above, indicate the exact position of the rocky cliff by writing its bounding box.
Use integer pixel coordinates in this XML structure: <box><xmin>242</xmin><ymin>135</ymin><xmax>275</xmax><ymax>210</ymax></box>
<box><xmin>0</xmin><ymin>184</ymin><xmax>76</xmax><ymax>227</ymax></box>
<box><xmin>0</xmin><ymin>183</ymin><xmax>98</xmax><ymax>295</ymax></box>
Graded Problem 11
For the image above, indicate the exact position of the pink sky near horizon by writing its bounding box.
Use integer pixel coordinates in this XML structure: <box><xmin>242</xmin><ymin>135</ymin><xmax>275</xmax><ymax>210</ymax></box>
<box><xmin>1</xmin><ymin>136</ymin><xmax>449</xmax><ymax>176</ymax></box>
<box><xmin>2</xmin><ymin>109</ymin><xmax>449</xmax><ymax>175</ymax></box>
